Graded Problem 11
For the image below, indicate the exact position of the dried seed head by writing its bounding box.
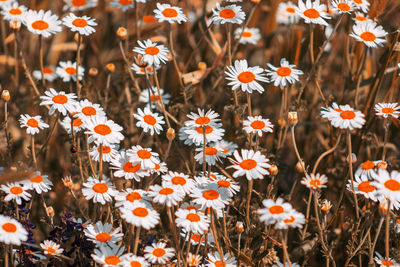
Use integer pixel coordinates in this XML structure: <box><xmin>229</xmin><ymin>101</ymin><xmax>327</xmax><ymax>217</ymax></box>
<box><xmin>269</xmin><ymin>164</ymin><xmax>278</xmax><ymax>175</ymax></box>
<box><xmin>235</xmin><ymin>221</ymin><xmax>244</xmax><ymax>232</ymax></box>
<box><xmin>167</xmin><ymin>128</ymin><xmax>175</xmax><ymax>141</ymax></box>
<box><xmin>62</xmin><ymin>176</ymin><xmax>73</xmax><ymax>189</ymax></box>
<box><xmin>89</xmin><ymin>67</ymin><xmax>98</xmax><ymax>77</ymax></box>
<box><xmin>117</xmin><ymin>27</ymin><xmax>127</xmax><ymax>39</ymax></box>
<box><xmin>106</xmin><ymin>63</ymin><xmax>115</xmax><ymax>73</ymax></box>
<box><xmin>9</xmin><ymin>20</ymin><xmax>21</xmax><ymax>31</ymax></box>
<box><xmin>2</xmin><ymin>90</ymin><xmax>10</xmax><ymax>101</ymax></box>
<box><xmin>288</xmin><ymin>111</ymin><xmax>298</xmax><ymax>125</ymax></box>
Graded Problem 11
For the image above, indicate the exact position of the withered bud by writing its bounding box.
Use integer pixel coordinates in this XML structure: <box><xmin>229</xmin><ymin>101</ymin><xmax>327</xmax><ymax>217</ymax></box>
<box><xmin>321</xmin><ymin>199</ymin><xmax>332</xmax><ymax>213</ymax></box>
<box><xmin>46</xmin><ymin>206</ymin><xmax>55</xmax><ymax>217</ymax></box>
<box><xmin>167</xmin><ymin>128</ymin><xmax>175</xmax><ymax>141</ymax></box>
<box><xmin>288</xmin><ymin>111</ymin><xmax>298</xmax><ymax>125</ymax></box>
<box><xmin>235</xmin><ymin>221</ymin><xmax>244</xmax><ymax>233</ymax></box>
<box><xmin>89</xmin><ymin>67</ymin><xmax>98</xmax><ymax>77</ymax></box>
<box><xmin>295</xmin><ymin>161</ymin><xmax>304</xmax><ymax>173</ymax></box>
<box><xmin>9</xmin><ymin>20</ymin><xmax>21</xmax><ymax>31</ymax></box>
<box><xmin>2</xmin><ymin>90</ymin><xmax>10</xmax><ymax>101</ymax></box>
<box><xmin>269</xmin><ymin>164</ymin><xmax>278</xmax><ymax>175</ymax></box>
<box><xmin>117</xmin><ymin>27</ymin><xmax>127</xmax><ymax>39</ymax></box>
<box><xmin>62</xmin><ymin>176</ymin><xmax>73</xmax><ymax>189</ymax></box>
<box><xmin>106</xmin><ymin>63</ymin><xmax>115</xmax><ymax>73</ymax></box>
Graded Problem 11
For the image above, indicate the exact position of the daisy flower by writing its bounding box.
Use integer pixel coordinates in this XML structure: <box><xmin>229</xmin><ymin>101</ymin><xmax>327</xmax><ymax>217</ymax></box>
<box><xmin>187</xmin><ymin>253</ymin><xmax>202</xmax><ymax>267</ymax></box>
<box><xmin>84</xmin><ymin>115</ymin><xmax>124</xmax><ymax>145</ymax></box>
<box><xmin>92</xmin><ymin>244</ymin><xmax>125</xmax><ymax>266</ymax></box>
<box><xmin>131</xmin><ymin>63</ymin><xmax>160</xmax><ymax>76</ymax></box>
<box><xmin>19</xmin><ymin>114</ymin><xmax>49</xmax><ymax>135</ymax></box>
<box><xmin>144</xmin><ymin>242</ymin><xmax>175</xmax><ymax>264</ymax></box>
<box><xmin>301</xmin><ymin>173</ymin><xmax>328</xmax><ymax>190</ymax></box>
<box><xmin>352</xmin><ymin>0</ymin><xmax>370</xmax><ymax>13</ymax></box>
<box><xmin>23</xmin><ymin>9</ymin><xmax>62</xmax><ymax>38</ymax></box>
<box><xmin>110</xmin><ymin>150</ymin><xmax>149</xmax><ymax>181</ymax></box>
<box><xmin>33</xmin><ymin>66</ymin><xmax>58</xmax><ymax>82</ymax></box>
<box><xmin>114</xmin><ymin>188</ymin><xmax>151</xmax><ymax>207</ymax></box>
<box><xmin>355</xmin><ymin>160</ymin><xmax>380</xmax><ymax>179</ymax></box>
<box><xmin>211</xmin><ymin>3</ymin><xmax>245</xmax><ymax>24</ymax></box>
<box><xmin>0</xmin><ymin>215</ymin><xmax>28</xmax><ymax>245</ymax></box>
<box><xmin>40</xmin><ymin>240</ymin><xmax>64</xmax><ymax>256</ymax></box>
<box><xmin>225</xmin><ymin>59</ymin><xmax>269</xmax><ymax>94</ymax></box>
<box><xmin>374</xmin><ymin>103</ymin><xmax>400</xmax><ymax>119</ymax></box>
<box><xmin>82</xmin><ymin>176</ymin><xmax>117</xmax><ymax>205</ymax></box>
<box><xmin>276</xmin><ymin>1</ymin><xmax>300</xmax><ymax>24</ymax></box>
<box><xmin>190</xmin><ymin>183</ymin><xmax>231</xmax><ymax>210</ymax></box>
<box><xmin>347</xmin><ymin>174</ymin><xmax>379</xmax><ymax>201</ymax></box>
<box><xmin>84</xmin><ymin>221</ymin><xmax>123</xmax><ymax>247</ymax></box>
<box><xmin>89</xmin><ymin>143</ymin><xmax>119</xmax><ymax>162</ymax></box>
<box><xmin>22</xmin><ymin>171</ymin><xmax>52</xmax><ymax>194</ymax></box>
<box><xmin>132</xmin><ymin>39</ymin><xmax>169</xmax><ymax>66</ymax></box>
<box><xmin>184</xmin><ymin>123</ymin><xmax>225</xmax><ymax>146</ymax></box>
<box><xmin>109</xmin><ymin>0</ymin><xmax>134</xmax><ymax>12</ymax></box>
<box><xmin>207</xmin><ymin>252</ymin><xmax>237</xmax><ymax>267</ymax></box>
<box><xmin>60</xmin><ymin>115</ymin><xmax>85</xmax><ymax>133</ymax></box>
<box><xmin>76</xmin><ymin>99</ymin><xmax>105</xmax><ymax>118</ymax></box>
<box><xmin>181</xmin><ymin>230</ymin><xmax>207</xmax><ymax>246</ymax></box>
<box><xmin>215</xmin><ymin>139</ymin><xmax>238</xmax><ymax>156</ymax></box>
<box><xmin>162</xmin><ymin>171</ymin><xmax>195</xmax><ymax>194</ymax></box>
<box><xmin>1</xmin><ymin>183</ymin><xmax>31</xmax><ymax>205</ymax></box>
<box><xmin>40</xmin><ymin>88</ymin><xmax>78</xmax><ymax>116</ymax></box>
<box><xmin>134</xmin><ymin>107</ymin><xmax>165</xmax><ymax>136</ymax></box>
<box><xmin>275</xmin><ymin>209</ymin><xmax>305</xmax><ymax>229</ymax></box>
<box><xmin>350</xmin><ymin>20</ymin><xmax>387</xmax><ymax>48</ymax></box>
<box><xmin>353</xmin><ymin>11</ymin><xmax>368</xmax><ymax>23</ymax></box>
<box><xmin>1</xmin><ymin>3</ymin><xmax>27</xmax><ymax>21</ymax></box>
<box><xmin>331</xmin><ymin>0</ymin><xmax>355</xmax><ymax>14</ymax></box>
<box><xmin>374</xmin><ymin>251</ymin><xmax>398</xmax><ymax>267</ymax></box>
<box><xmin>234</xmin><ymin>27</ymin><xmax>261</xmax><ymax>45</ymax></box>
<box><xmin>373</xmin><ymin>169</ymin><xmax>400</xmax><ymax>204</ymax></box>
<box><xmin>120</xmin><ymin>201</ymin><xmax>160</xmax><ymax>230</ymax></box>
<box><xmin>153</xmin><ymin>3</ymin><xmax>187</xmax><ymax>24</ymax></box>
<box><xmin>56</xmin><ymin>60</ymin><xmax>85</xmax><ymax>82</ymax></box>
<box><xmin>185</xmin><ymin>108</ymin><xmax>221</xmax><ymax>128</ymax></box>
<box><xmin>63</xmin><ymin>0</ymin><xmax>98</xmax><ymax>11</ymax></box>
<box><xmin>213</xmin><ymin>176</ymin><xmax>240</xmax><ymax>197</ymax></box>
<box><xmin>120</xmin><ymin>254</ymin><xmax>149</xmax><ymax>267</ymax></box>
<box><xmin>258</xmin><ymin>198</ymin><xmax>293</xmax><ymax>226</ymax></box>
<box><xmin>321</xmin><ymin>103</ymin><xmax>365</xmax><ymax>130</ymax></box>
<box><xmin>228</xmin><ymin>149</ymin><xmax>271</xmax><ymax>180</ymax></box>
<box><xmin>321</xmin><ymin>199</ymin><xmax>332</xmax><ymax>212</ymax></box>
<box><xmin>175</xmin><ymin>208</ymin><xmax>210</xmax><ymax>234</ymax></box>
<box><xmin>266</xmin><ymin>58</ymin><xmax>303</xmax><ymax>89</ymax></box>
<box><xmin>243</xmin><ymin>115</ymin><xmax>273</xmax><ymax>137</ymax></box>
<box><xmin>295</xmin><ymin>0</ymin><xmax>331</xmax><ymax>26</ymax></box>
<box><xmin>127</xmin><ymin>145</ymin><xmax>160</xmax><ymax>170</ymax></box>
<box><xmin>151</xmin><ymin>161</ymin><xmax>168</xmax><ymax>175</ymax></box>
<box><xmin>139</xmin><ymin>87</ymin><xmax>170</xmax><ymax>109</ymax></box>
<box><xmin>195</xmin><ymin>143</ymin><xmax>228</xmax><ymax>165</ymax></box>
<box><xmin>62</xmin><ymin>13</ymin><xmax>97</xmax><ymax>36</ymax></box>
<box><xmin>148</xmin><ymin>184</ymin><xmax>185</xmax><ymax>207</ymax></box>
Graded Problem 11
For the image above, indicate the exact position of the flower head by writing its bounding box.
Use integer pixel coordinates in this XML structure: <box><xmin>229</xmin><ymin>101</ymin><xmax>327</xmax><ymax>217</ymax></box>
<box><xmin>132</xmin><ymin>39</ymin><xmax>169</xmax><ymax>66</ymax></box>
<box><xmin>144</xmin><ymin>242</ymin><xmax>175</xmax><ymax>264</ymax></box>
<box><xmin>321</xmin><ymin>103</ymin><xmax>365</xmax><ymax>130</ymax></box>
<box><xmin>147</xmin><ymin>184</ymin><xmax>185</xmax><ymax>207</ymax></box>
<box><xmin>22</xmin><ymin>171</ymin><xmax>52</xmax><ymax>194</ymax></box>
<box><xmin>243</xmin><ymin>115</ymin><xmax>273</xmax><ymax>137</ymax></box>
<box><xmin>301</xmin><ymin>173</ymin><xmax>328</xmax><ymax>190</ymax></box>
<box><xmin>0</xmin><ymin>215</ymin><xmax>28</xmax><ymax>245</ymax></box>
<box><xmin>211</xmin><ymin>3</ymin><xmax>245</xmax><ymax>24</ymax></box>
<box><xmin>266</xmin><ymin>58</ymin><xmax>303</xmax><ymax>89</ymax></box>
<box><xmin>228</xmin><ymin>149</ymin><xmax>271</xmax><ymax>180</ymax></box>
<box><xmin>258</xmin><ymin>198</ymin><xmax>293</xmax><ymax>226</ymax></box>
<box><xmin>1</xmin><ymin>3</ymin><xmax>27</xmax><ymax>21</ymax></box>
<box><xmin>175</xmin><ymin>208</ymin><xmax>210</xmax><ymax>234</ymax></box>
<box><xmin>40</xmin><ymin>88</ymin><xmax>78</xmax><ymax>115</ymax></box>
<box><xmin>1</xmin><ymin>183</ymin><xmax>31</xmax><ymax>205</ymax></box>
<box><xmin>62</xmin><ymin>13</ymin><xmax>97</xmax><ymax>35</ymax></box>
<box><xmin>82</xmin><ymin>176</ymin><xmax>117</xmax><ymax>205</ymax></box>
<box><xmin>153</xmin><ymin>3</ymin><xmax>187</xmax><ymax>24</ymax></box>
<box><xmin>19</xmin><ymin>114</ymin><xmax>49</xmax><ymax>135</ymax></box>
<box><xmin>84</xmin><ymin>221</ymin><xmax>123</xmax><ymax>247</ymax></box>
<box><xmin>295</xmin><ymin>0</ymin><xmax>331</xmax><ymax>26</ymax></box>
<box><xmin>40</xmin><ymin>240</ymin><xmax>64</xmax><ymax>256</ymax></box>
<box><xmin>23</xmin><ymin>10</ymin><xmax>62</xmax><ymax>37</ymax></box>
<box><xmin>91</xmin><ymin>244</ymin><xmax>125</xmax><ymax>266</ymax></box>
<box><xmin>84</xmin><ymin>115</ymin><xmax>124</xmax><ymax>145</ymax></box>
<box><xmin>331</xmin><ymin>0</ymin><xmax>355</xmax><ymax>14</ymax></box>
<box><xmin>56</xmin><ymin>60</ymin><xmax>85</xmax><ymax>82</ymax></box>
<box><xmin>374</xmin><ymin>103</ymin><xmax>400</xmax><ymax>119</ymax></box>
<box><xmin>234</xmin><ymin>27</ymin><xmax>261</xmax><ymax>45</ymax></box>
<box><xmin>350</xmin><ymin>20</ymin><xmax>387</xmax><ymax>48</ymax></box>
<box><xmin>277</xmin><ymin>1</ymin><xmax>300</xmax><ymax>24</ymax></box>
<box><xmin>120</xmin><ymin>201</ymin><xmax>160</xmax><ymax>230</ymax></box>
<box><xmin>134</xmin><ymin>107</ymin><xmax>165</xmax><ymax>136</ymax></box>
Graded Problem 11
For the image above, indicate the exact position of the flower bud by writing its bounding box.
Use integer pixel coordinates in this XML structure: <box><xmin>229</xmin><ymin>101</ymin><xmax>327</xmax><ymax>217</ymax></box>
<box><xmin>74</xmin><ymin>33</ymin><xmax>80</xmax><ymax>42</ymax></box>
<box><xmin>106</xmin><ymin>63</ymin><xmax>115</xmax><ymax>73</ymax></box>
<box><xmin>9</xmin><ymin>20</ymin><xmax>21</xmax><ymax>31</ymax></box>
<box><xmin>269</xmin><ymin>164</ymin><xmax>278</xmax><ymax>175</ymax></box>
<box><xmin>296</xmin><ymin>161</ymin><xmax>304</xmax><ymax>173</ymax></box>
<box><xmin>62</xmin><ymin>176</ymin><xmax>73</xmax><ymax>189</ymax></box>
<box><xmin>236</xmin><ymin>221</ymin><xmax>244</xmax><ymax>233</ymax></box>
<box><xmin>288</xmin><ymin>111</ymin><xmax>298</xmax><ymax>125</ymax></box>
<box><xmin>167</xmin><ymin>128</ymin><xmax>175</xmax><ymax>141</ymax></box>
<box><xmin>116</xmin><ymin>27</ymin><xmax>127</xmax><ymax>39</ymax></box>
<box><xmin>198</xmin><ymin>62</ymin><xmax>207</xmax><ymax>71</ymax></box>
<box><xmin>2</xmin><ymin>90</ymin><xmax>10</xmax><ymax>101</ymax></box>
<box><xmin>278</xmin><ymin>119</ymin><xmax>286</xmax><ymax>127</ymax></box>
<box><xmin>46</xmin><ymin>206</ymin><xmax>55</xmax><ymax>217</ymax></box>
<box><xmin>346</xmin><ymin>153</ymin><xmax>357</xmax><ymax>164</ymax></box>
<box><xmin>89</xmin><ymin>67</ymin><xmax>98</xmax><ymax>77</ymax></box>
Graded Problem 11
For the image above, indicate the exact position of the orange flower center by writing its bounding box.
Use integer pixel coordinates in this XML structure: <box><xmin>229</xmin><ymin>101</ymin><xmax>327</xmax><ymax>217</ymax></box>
<box><xmin>73</xmin><ymin>118</ymin><xmax>83</xmax><ymax>127</ymax></box>
<box><xmin>250</xmin><ymin>120</ymin><xmax>265</xmax><ymax>130</ymax></box>
<box><xmin>192</xmin><ymin>234</ymin><xmax>201</xmax><ymax>242</ymax></box>
<box><xmin>104</xmin><ymin>256</ymin><xmax>121</xmax><ymax>265</ymax></box>
<box><xmin>384</xmin><ymin>179</ymin><xmax>400</xmax><ymax>191</ymax></box>
<box><xmin>47</xmin><ymin>247</ymin><xmax>57</xmax><ymax>255</ymax></box>
<box><xmin>217</xmin><ymin>180</ymin><xmax>230</xmax><ymax>188</ymax></box>
<box><xmin>381</xmin><ymin>107</ymin><xmax>394</xmax><ymax>114</ymax></box>
<box><xmin>143</xmin><ymin>114</ymin><xmax>157</xmax><ymax>126</ymax></box>
<box><xmin>237</xmin><ymin>71</ymin><xmax>255</xmax><ymax>83</ymax></box>
<box><xmin>195</xmin><ymin>116</ymin><xmax>211</xmax><ymax>125</ymax></box>
<box><xmin>82</xmin><ymin>106</ymin><xmax>97</xmax><ymax>116</ymax></box>
<box><xmin>30</xmin><ymin>175</ymin><xmax>43</xmax><ymax>183</ymax></box>
<box><xmin>337</xmin><ymin>3</ymin><xmax>350</xmax><ymax>11</ymax></box>
<box><xmin>10</xmin><ymin>186</ymin><xmax>23</xmax><ymax>195</ymax></box>
<box><xmin>43</xmin><ymin>67</ymin><xmax>53</xmax><ymax>74</ymax></box>
<box><xmin>159</xmin><ymin>187</ymin><xmax>174</xmax><ymax>195</ymax></box>
<box><xmin>358</xmin><ymin>181</ymin><xmax>375</xmax><ymax>193</ymax></box>
<box><xmin>196</xmin><ymin>126</ymin><xmax>213</xmax><ymax>134</ymax></box>
<box><xmin>119</xmin><ymin>0</ymin><xmax>132</xmax><ymax>5</ymax></box>
<box><xmin>126</xmin><ymin>192</ymin><xmax>142</xmax><ymax>202</ymax></box>
<box><xmin>97</xmin><ymin>145</ymin><xmax>111</xmax><ymax>153</ymax></box>
<box><xmin>130</xmin><ymin>261</ymin><xmax>142</xmax><ymax>267</ymax></box>
<box><xmin>186</xmin><ymin>213</ymin><xmax>201</xmax><ymax>222</ymax></box>
<box><xmin>32</xmin><ymin>20</ymin><xmax>49</xmax><ymax>30</ymax></box>
<box><xmin>207</xmin><ymin>173</ymin><xmax>217</xmax><ymax>181</ymax></box>
<box><xmin>286</xmin><ymin>7</ymin><xmax>295</xmax><ymax>13</ymax></box>
<box><xmin>95</xmin><ymin>232</ymin><xmax>111</xmax><ymax>242</ymax></box>
<box><xmin>150</xmin><ymin>94</ymin><xmax>160</xmax><ymax>102</ymax></box>
<box><xmin>2</xmin><ymin>222</ymin><xmax>17</xmax><ymax>233</ymax></box>
<box><xmin>137</xmin><ymin>149</ymin><xmax>151</xmax><ymax>159</ymax></box>
<box><xmin>132</xmin><ymin>207</ymin><xmax>149</xmax><ymax>217</ymax></box>
<box><xmin>356</xmin><ymin>15</ymin><xmax>366</xmax><ymax>21</ymax></box>
<box><xmin>202</xmin><ymin>189</ymin><xmax>219</xmax><ymax>200</ymax></box>
<box><xmin>143</xmin><ymin>15</ymin><xmax>157</xmax><ymax>23</ymax></box>
<box><xmin>269</xmin><ymin>205</ymin><xmax>284</xmax><ymax>214</ymax></box>
<box><xmin>92</xmin><ymin>183</ymin><xmax>108</xmax><ymax>193</ymax></box>
<box><xmin>72</xmin><ymin>0</ymin><xmax>87</xmax><ymax>7</ymax></box>
<box><xmin>205</xmin><ymin>147</ymin><xmax>218</xmax><ymax>156</ymax></box>
<box><xmin>354</xmin><ymin>0</ymin><xmax>362</xmax><ymax>3</ymax></box>
<box><xmin>94</xmin><ymin>124</ymin><xmax>112</xmax><ymax>135</ymax></box>
<box><xmin>361</xmin><ymin>160</ymin><xmax>375</xmax><ymax>170</ymax></box>
<box><xmin>72</xmin><ymin>18</ymin><xmax>88</xmax><ymax>28</ymax></box>
<box><xmin>381</xmin><ymin>260</ymin><xmax>393</xmax><ymax>266</ymax></box>
<box><xmin>144</xmin><ymin>46</ymin><xmax>160</xmax><ymax>56</ymax></box>
<box><xmin>303</xmin><ymin>8</ymin><xmax>320</xmax><ymax>19</ymax></box>
<box><xmin>360</xmin><ymin>32</ymin><xmax>376</xmax><ymax>42</ymax></box>
<box><xmin>65</xmin><ymin>67</ymin><xmax>77</xmax><ymax>75</ymax></box>
<box><xmin>284</xmin><ymin>216</ymin><xmax>295</xmax><ymax>223</ymax></box>
<box><xmin>242</xmin><ymin>31</ymin><xmax>252</xmax><ymax>38</ymax></box>
<box><xmin>340</xmin><ymin>110</ymin><xmax>356</xmax><ymax>120</ymax></box>
<box><xmin>171</xmin><ymin>176</ymin><xmax>186</xmax><ymax>185</ymax></box>
<box><xmin>239</xmin><ymin>159</ymin><xmax>257</xmax><ymax>170</ymax></box>
<box><xmin>214</xmin><ymin>261</ymin><xmax>223</xmax><ymax>267</ymax></box>
<box><xmin>9</xmin><ymin>8</ymin><xmax>22</xmax><ymax>15</ymax></box>
<box><xmin>27</xmin><ymin>118</ymin><xmax>39</xmax><ymax>128</ymax></box>
<box><xmin>277</xmin><ymin>67</ymin><xmax>292</xmax><ymax>77</ymax></box>
<box><xmin>152</xmin><ymin>248</ymin><xmax>166</xmax><ymax>257</ymax></box>
<box><xmin>219</xmin><ymin>8</ymin><xmax>235</xmax><ymax>19</ymax></box>
<box><xmin>309</xmin><ymin>179</ymin><xmax>321</xmax><ymax>188</ymax></box>
<box><xmin>162</xmin><ymin>8</ymin><xmax>178</xmax><ymax>18</ymax></box>
<box><xmin>123</xmin><ymin>162</ymin><xmax>141</xmax><ymax>173</ymax></box>
<box><xmin>52</xmin><ymin>94</ymin><xmax>68</xmax><ymax>104</ymax></box>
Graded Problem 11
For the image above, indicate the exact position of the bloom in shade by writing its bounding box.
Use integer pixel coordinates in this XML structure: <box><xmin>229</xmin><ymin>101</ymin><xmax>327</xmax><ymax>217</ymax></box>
<box><xmin>162</xmin><ymin>171</ymin><xmax>195</xmax><ymax>194</ymax></box>
<box><xmin>194</xmin><ymin>144</ymin><xmax>227</xmax><ymax>166</ymax></box>
<box><xmin>40</xmin><ymin>88</ymin><xmax>78</xmax><ymax>115</ymax></box>
<box><xmin>89</xmin><ymin>143</ymin><xmax>119</xmax><ymax>162</ymax></box>
<box><xmin>207</xmin><ymin>252</ymin><xmax>237</xmax><ymax>267</ymax></box>
<box><xmin>211</xmin><ymin>3</ymin><xmax>245</xmax><ymax>24</ymax></box>
<box><xmin>1</xmin><ymin>183</ymin><xmax>31</xmax><ymax>205</ymax></box>
<box><xmin>373</xmin><ymin>169</ymin><xmax>400</xmax><ymax>204</ymax></box>
<box><xmin>228</xmin><ymin>149</ymin><xmax>271</xmax><ymax>180</ymax></box>
<box><xmin>147</xmin><ymin>184</ymin><xmax>185</xmax><ymax>207</ymax></box>
<box><xmin>23</xmin><ymin>10</ymin><xmax>62</xmax><ymax>37</ymax></box>
<box><xmin>109</xmin><ymin>0</ymin><xmax>134</xmax><ymax>11</ymax></box>
<box><xmin>190</xmin><ymin>183</ymin><xmax>231</xmax><ymax>209</ymax></box>
<box><xmin>56</xmin><ymin>60</ymin><xmax>85</xmax><ymax>82</ymax></box>
<box><xmin>19</xmin><ymin>114</ymin><xmax>49</xmax><ymax>135</ymax></box>
<box><xmin>62</xmin><ymin>13</ymin><xmax>97</xmax><ymax>36</ymax></box>
<box><xmin>134</xmin><ymin>107</ymin><xmax>165</xmax><ymax>136</ymax></box>
<box><xmin>22</xmin><ymin>171</ymin><xmax>52</xmax><ymax>194</ymax></box>
<box><xmin>120</xmin><ymin>201</ymin><xmax>160</xmax><ymax>230</ymax></box>
<box><xmin>295</xmin><ymin>0</ymin><xmax>331</xmax><ymax>26</ymax></box>
<box><xmin>234</xmin><ymin>27</ymin><xmax>261</xmax><ymax>45</ymax></box>
<box><xmin>33</xmin><ymin>66</ymin><xmax>58</xmax><ymax>81</ymax></box>
<box><xmin>175</xmin><ymin>208</ymin><xmax>210</xmax><ymax>234</ymax></box>
<box><xmin>91</xmin><ymin>245</ymin><xmax>125</xmax><ymax>266</ymax></box>
<box><xmin>301</xmin><ymin>173</ymin><xmax>328</xmax><ymax>190</ymax></box>
<box><xmin>266</xmin><ymin>58</ymin><xmax>303</xmax><ymax>89</ymax></box>
<box><xmin>144</xmin><ymin>242</ymin><xmax>175</xmax><ymax>264</ymax></box>
<box><xmin>350</xmin><ymin>21</ymin><xmax>387</xmax><ymax>48</ymax></box>
<box><xmin>84</xmin><ymin>115</ymin><xmax>124</xmax><ymax>145</ymax></box>
<box><xmin>258</xmin><ymin>198</ymin><xmax>293</xmax><ymax>226</ymax></box>
<box><xmin>352</xmin><ymin>0</ymin><xmax>370</xmax><ymax>13</ymax></box>
<box><xmin>120</xmin><ymin>254</ymin><xmax>149</xmax><ymax>267</ymax></box>
<box><xmin>63</xmin><ymin>0</ymin><xmax>98</xmax><ymax>11</ymax></box>
<box><xmin>277</xmin><ymin>1</ymin><xmax>300</xmax><ymax>24</ymax></box>
<box><xmin>0</xmin><ymin>215</ymin><xmax>28</xmax><ymax>245</ymax></box>
<box><xmin>243</xmin><ymin>116</ymin><xmax>273</xmax><ymax>137</ymax></box>
<box><xmin>320</xmin><ymin>103</ymin><xmax>365</xmax><ymax>130</ymax></box>
<box><xmin>225</xmin><ymin>59</ymin><xmax>269</xmax><ymax>94</ymax></box>
<box><xmin>331</xmin><ymin>0</ymin><xmax>355</xmax><ymax>14</ymax></box>
<box><xmin>348</xmin><ymin>174</ymin><xmax>379</xmax><ymax>201</ymax></box>
<box><xmin>84</xmin><ymin>221</ymin><xmax>123</xmax><ymax>247</ymax></box>
<box><xmin>132</xmin><ymin>39</ymin><xmax>169</xmax><ymax>66</ymax></box>
<box><xmin>153</xmin><ymin>3</ymin><xmax>187</xmax><ymax>24</ymax></box>
<box><xmin>374</xmin><ymin>103</ymin><xmax>400</xmax><ymax>119</ymax></box>
<box><xmin>374</xmin><ymin>251</ymin><xmax>398</xmax><ymax>267</ymax></box>
<box><xmin>183</xmin><ymin>123</ymin><xmax>225</xmax><ymax>146</ymax></box>
<box><xmin>110</xmin><ymin>151</ymin><xmax>149</xmax><ymax>181</ymax></box>
<box><xmin>40</xmin><ymin>240</ymin><xmax>64</xmax><ymax>256</ymax></box>
<box><xmin>127</xmin><ymin>145</ymin><xmax>160</xmax><ymax>170</ymax></box>
<box><xmin>275</xmin><ymin>209</ymin><xmax>305</xmax><ymax>229</ymax></box>
<box><xmin>1</xmin><ymin>3</ymin><xmax>27</xmax><ymax>21</ymax></box>
<box><xmin>82</xmin><ymin>176</ymin><xmax>117</xmax><ymax>205</ymax></box>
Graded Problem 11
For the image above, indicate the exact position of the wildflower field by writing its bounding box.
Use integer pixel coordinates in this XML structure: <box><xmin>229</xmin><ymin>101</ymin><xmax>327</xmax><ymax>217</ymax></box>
<box><xmin>1</xmin><ymin>0</ymin><xmax>400</xmax><ymax>266</ymax></box>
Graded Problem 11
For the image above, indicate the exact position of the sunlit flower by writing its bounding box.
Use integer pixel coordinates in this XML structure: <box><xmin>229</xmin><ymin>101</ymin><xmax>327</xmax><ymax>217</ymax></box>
<box><xmin>190</xmin><ymin>183</ymin><xmax>231</xmax><ymax>209</ymax></box>
<box><xmin>40</xmin><ymin>240</ymin><xmax>64</xmax><ymax>256</ymax></box>
<box><xmin>84</xmin><ymin>221</ymin><xmax>123</xmax><ymax>248</ymax></box>
<box><xmin>19</xmin><ymin>114</ymin><xmax>49</xmax><ymax>135</ymax></box>
<box><xmin>214</xmin><ymin>140</ymin><xmax>238</xmax><ymax>156</ymax></box>
<box><xmin>120</xmin><ymin>201</ymin><xmax>159</xmax><ymax>229</ymax></box>
<box><xmin>228</xmin><ymin>149</ymin><xmax>271</xmax><ymax>180</ymax></box>
<box><xmin>139</xmin><ymin>87</ymin><xmax>170</xmax><ymax>110</ymax></box>
<box><xmin>22</xmin><ymin>171</ymin><xmax>52</xmax><ymax>194</ymax></box>
<box><xmin>151</xmin><ymin>161</ymin><xmax>168</xmax><ymax>175</ymax></box>
<box><xmin>225</xmin><ymin>59</ymin><xmax>269</xmax><ymax>94</ymax></box>
<box><xmin>62</xmin><ymin>13</ymin><xmax>97</xmax><ymax>35</ymax></box>
<box><xmin>258</xmin><ymin>198</ymin><xmax>293</xmax><ymax>226</ymax></box>
<box><xmin>1</xmin><ymin>183</ymin><xmax>31</xmax><ymax>205</ymax></box>
<box><xmin>185</xmin><ymin>108</ymin><xmax>221</xmax><ymax>128</ymax></box>
<box><xmin>211</xmin><ymin>3</ymin><xmax>245</xmax><ymax>24</ymax></box>
<box><xmin>127</xmin><ymin>145</ymin><xmax>160</xmax><ymax>170</ymax></box>
<box><xmin>348</xmin><ymin>174</ymin><xmax>379</xmax><ymax>201</ymax></box>
<box><xmin>153</xmin><ymin>3</ymin><xmax>187</xmax><ymax>24</ymax></box>
<box><xmin>0</xmin><ymin>215</ymin><xmax>28</xmax><ymax>245</ymax></box>
<box><xmin>40</xmin><ymin>88</ymin><xmax>78</xmax><ymax>116</ymax></box>
<box><xmin>276</xmin><ymin>1</ymin><xmax>300</xmax><ymax>24</ymax></box>
<box><xmin>374</xmin><ymin>251</ymin><xmax>398</xmax><ymax>267</ymax></box>
<box><xmin>89</xmin><ymin>143</ymin><xmax>119</xmax><ymax>162</ymax></box>
<box><xmin>207</xmin><ymin>252</ymin><xmax>237</xmax><ymax>267</ymax></box>
<box><xmin>234</xmin><ymin>27</ymin><xmax>261</xmax><ymax>45</ymax></box>
<box><xmin>374</xmin><ymin>103</ymin><xmax>400</xmax><ymax>119</ymax></box>
<box><xmin>295</xmin><ymin>0</ymin><xmax>331</xmax><ymax>26</ymax></box>
<box><xmin>56</xmin><ymin>60</ymin><xmax>85</xmax><ymax>82</ymax></box>
<box><xmin>148</xmin><ymin>184</ymin><xmax>185</xmax><ymax>207</ymax></box>
<box><xmin>84</xmin><ymin>115</ymin><xmax>124</xmax><ymax>145</ymax></box>
<box><xmin>350</xmin><ymin>20</ymin><xmax>387</xmax><ymax>48</ymax></box>
<box><xmin>331</xmin><ymin>0</ymin><xmax>355</xmax><ymax>14</ymax></box>
<box><xmin>132</xmin><ymin>39</ymin><xmax>169</xmax><ymax>66</ymax></box>
<box><xmin>134</xmin><ymin>107</ymin><xmax>165</xmax><ymax>136</ymax></box>
<box><xmin>373</xmin><ymin>169</ymin><xmax>400</xmax><ymax>204</ymax></box>
<box><xmin>320</xmin><ymin>103</ymin><xmax>365</xmax><ymax>130</ymax></box>
<box><xmin>352</xmin><ymin>0</ymin><xmax>369</xmax><ymax>13</ymax></box>
<box><xmin>120</xmin><ymin>254</ymin><xmax>150</xmax><ymax>267</ymax></box>
<box><xmin>1</xmin><ymin>3</ymin><xmax>27</xmax><ymax>21</ymax></box>
<box><xmin>33</xmin><ymin>66</ymin><xmax>58</xmax><ymax>82</ymax></box>
<box><xmin>175</xmin><ymin>208</ymin><xmax>210</xmax><ymax>234</ymax></box>
<box><xmin>91</xmin><ymin>244</ymin><xmax>125</xmax><ymax>266</ymax></box>
<box><xmin>162</xmin><ymin>171</ymin><xmax>195</xmax><ymax>194</ymax></box>
<box><xmin>23</xmin><ymin>10</ymin><xmax>62</xmax><ymax>37</ymax></box>
<box><xmin>109</xmin><ymin>0</ymin><xmax>134</xmax><ymax>11</ymax></box>
<box><xmin>76</xmin><ymin>99</ymin><xmax>105</xmax><ymax>119</ymax></box>
<box><xmin>243</xmin><ymin>115</ymin><xmax>273</xmax><ymax>137</ymax></box>
<box><xmin>111</xmin><ymin>150</ymin><xmax>149</xmax><ymax>181</ymax></box>
<box><xmin>82</xmin><ymin>176</ymin><xmax>117</xmax><ymax>205</ymax></box>
<box><xmin>275</xmin><ymin>209</ymin><xmax>305</xmax><ymax>229</ymax></box>
<box><xmin>266</xmin><ymin>58</ymin><xmax>303</xmax><ymax>89</ymax></box>
<box><xmin>144</xmin><ymin>242</ymin><xmax>175</xmax><ymax>264</ymax></box>
<box><xmin>301</xmin><ymin>173</ymin><xmax>328</xmax><ymax>190</ymax></box>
